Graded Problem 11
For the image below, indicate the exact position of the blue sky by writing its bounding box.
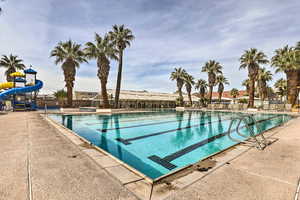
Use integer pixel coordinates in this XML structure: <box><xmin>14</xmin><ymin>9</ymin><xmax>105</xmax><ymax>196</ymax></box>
<box><xmin>0</xmin><ymin>0</ymin><xmax>299</xmax><ymax>94</ymax></box>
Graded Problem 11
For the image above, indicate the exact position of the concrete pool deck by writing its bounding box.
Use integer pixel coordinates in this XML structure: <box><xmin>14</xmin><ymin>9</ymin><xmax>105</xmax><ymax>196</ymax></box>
<box><xmin>0</xmin><ymin>112</ymin><xmax>300</xmax><ymax>200</ymax></box>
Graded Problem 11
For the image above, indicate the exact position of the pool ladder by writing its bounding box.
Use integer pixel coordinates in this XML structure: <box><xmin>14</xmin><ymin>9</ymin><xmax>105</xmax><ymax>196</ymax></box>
<box><xmin>227</xmin><ymin>114</ymin><xmax>269</xmax><ymax>150</ymax></box>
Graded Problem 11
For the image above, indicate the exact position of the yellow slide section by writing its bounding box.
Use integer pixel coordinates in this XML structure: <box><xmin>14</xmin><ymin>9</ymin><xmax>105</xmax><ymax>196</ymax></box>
<box><xmin>0</xmin><ymin>82</ymin><xmax>14</xmax><ymax>90</ymax></box>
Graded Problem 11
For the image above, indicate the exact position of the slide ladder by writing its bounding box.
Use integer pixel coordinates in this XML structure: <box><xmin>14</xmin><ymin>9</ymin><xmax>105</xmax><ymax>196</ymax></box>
<box><xmin>227</xmin><ymin>113</ymin><xmax>269</xmax><ymax>150</ymax></box>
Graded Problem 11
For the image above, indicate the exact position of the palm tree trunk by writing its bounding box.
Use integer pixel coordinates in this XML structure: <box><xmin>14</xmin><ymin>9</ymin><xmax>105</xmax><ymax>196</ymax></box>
<box><xmin>101</xmin><ymin>79</ymin><xmax>110</xmax><ymax>108</ymax></box>
<box><xmin>286</xmin><ymin>70</ymin><xmax>299</xmax><ymax>106</ymax></box>
<box><xmin>66</xmin><ymin>85</ymin><xmax>73</xmax><ymax>107</ymax></box>
<box><xmin>114</xmin><ymin>50</ymin><xmax>123</xmax><ymax>108</ymax></box>
<box><xmin>248</xmin><ymin>78</ymin><xmax>255</xmax><ymax>108</ymax></box>
<box><xmin>218</xmin><ymin>92</ymin><xmax>222</xmax><ymax>103</ymax></box>
<box><xmin>208</xmin><ymin>86</ymin><xmax>213</xmax><ymax>104</ymax></box>
<box><xmin>188</xmin><ymin>92</ymin><xmax>192</xmax><ymax>106</ymax></box>
<box><xmin>178</xmin><ymin>88</ymin><xmax>184</xmax><ymax>106</ymax></box>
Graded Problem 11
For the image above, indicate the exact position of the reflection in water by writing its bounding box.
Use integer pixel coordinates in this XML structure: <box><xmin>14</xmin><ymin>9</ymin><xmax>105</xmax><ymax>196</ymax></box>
<box><xmin>66</xmin><ymin>116</ymin><xmax>73</xmax><ymax>130</ymax></box>
<box><xmin>99</xmin><ymin>115</ymin><xmax>109</xmax><ymax>151</ymax></box>
<box><xmin>62</xmin><ymin>115</ymin><xmax>66</xmax><ymax>126</ymax></box>
<box><xmin>204</xmin><ymin>113</ymin><xmax>222</xmax><ymax>154</ymax></box>
<box><xmin>217</xmin><ymin>113</ymin><xmax>224</xmax><ymax>134</ymax></box>
<box><xmin>171</xmin><ymin>111</ymin><xmax>194</xmax><ymax>147</ymax></box>
<box><xmin>176</xmin><ymin>111</ymin><xmax>184</xmax><ymax>129</ymax></box>
<box><xmin>113</xmin><ymin>115</ymin><xmax>123</xmax><ymax>160</ymax></box>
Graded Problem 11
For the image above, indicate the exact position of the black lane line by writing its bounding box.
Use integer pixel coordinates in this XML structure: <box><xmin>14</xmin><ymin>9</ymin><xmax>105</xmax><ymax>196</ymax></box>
<box><xmin>148</xmin><ymin>115</ymin><xmax>279</xmax><ymax>170</ymax></box>
<box><xmin>116</xmin><ymin>116</ymin><xmax>233</xmax><ymax>145</ymax></box>
<box><xmin>97</xmin><ymin>113</ymin><xmax>224</xmax><ymax>133</ymax></box>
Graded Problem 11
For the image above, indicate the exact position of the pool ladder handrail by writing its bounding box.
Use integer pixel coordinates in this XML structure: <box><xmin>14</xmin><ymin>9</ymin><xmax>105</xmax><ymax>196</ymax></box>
<box><xmin>227</xmin><ymin>113</ymin><xmax>268</xmax><ymax>150</ymax></box>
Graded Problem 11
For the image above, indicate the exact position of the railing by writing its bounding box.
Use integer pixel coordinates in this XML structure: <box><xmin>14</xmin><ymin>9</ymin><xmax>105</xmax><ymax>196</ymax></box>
<box><xmin>227</xmin><ymin>113</ymin><xmax>268</xmax><ymax>150</ymax></box>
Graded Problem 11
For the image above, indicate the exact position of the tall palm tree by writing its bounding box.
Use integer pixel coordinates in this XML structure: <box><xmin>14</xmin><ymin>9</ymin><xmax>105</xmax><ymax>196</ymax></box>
<box><xmin>170</xmin><ymin>67</ymin><xmax>186</xmax><ymax>107</ymax></box>
<box><xmin>0</xmin><ymin>54</ymin><xmax>26</xmax><ymax>82</ymax></box>
<box><xmin>274</xmin><ymin>78</ymin><xmax>287</xmax><ymax>102</ymax></box>
<box><xmin>257</xmin><ymin>67</ymin><xmax>272</xmax><ymax>102</ymax></box>
<box><xmin>184</xmin><ymin>73</ymin><xmax>195</xmax><ymax>106</ymax></box>
<box><xmin>239</xmin><ymin>48</ymin><xmax>269</xmax><ymax>108</ymax></box>
<box><xmin>195</xmin><ymin>79</ymin><xmax>207</xmax><ymax>107</ymax></box>
<box><xmin>271</xmin><ymin>45</ymin><xmax>300</xmax><ymax>106</ymax></box>
<box><xmin>201</xmin><ymin>60</ymin><xmax>223</xmax><ymax>104</ymax></box>
<box><xmin>50</xmin><ymin>40</ymin><xmax>87</xmax><ymax>107</ymax></box>
<box><xmin>109</xmin><ymin>25</ymin><xmax>135</xmax><ymax>108</ymax></box>
<box><xmin>242</xmin><ymin>79</ymin><xmax>250</xmax><ymax>95</ymax></box>
<box><xmin>230</xmin><ymin>88</ymin><xmax>239</xmax><ymax>104</ymax></box>
<box><xmin>85</xmin><ymin>34</ymin><xmax>118</xmax><ymax>108</ymax></box>
<box><xmin>216</xmin><ymin>75</ymin><xmax>229</xmax><ymax>102</ymax></box>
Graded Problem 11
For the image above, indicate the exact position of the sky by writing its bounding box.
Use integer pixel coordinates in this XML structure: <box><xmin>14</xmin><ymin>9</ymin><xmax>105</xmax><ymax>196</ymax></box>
<box><xmin>0</xmin><ymin>0</ymin><xmax>299</xmax><ymax>94</ymax></box>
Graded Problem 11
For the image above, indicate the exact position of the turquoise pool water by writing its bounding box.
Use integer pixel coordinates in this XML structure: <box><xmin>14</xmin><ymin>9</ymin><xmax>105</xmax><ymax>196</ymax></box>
<box><xmin>48</xmin><ymin>111</ymin><xmax>292</xmax><ymax>179</ymax></box>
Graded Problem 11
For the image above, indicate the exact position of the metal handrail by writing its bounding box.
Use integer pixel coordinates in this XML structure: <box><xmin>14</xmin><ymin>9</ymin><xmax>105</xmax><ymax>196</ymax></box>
<box><xmin>227</xmin><ymin>113</ymin><xmax>268</xmax><ymax>150</ymax></box>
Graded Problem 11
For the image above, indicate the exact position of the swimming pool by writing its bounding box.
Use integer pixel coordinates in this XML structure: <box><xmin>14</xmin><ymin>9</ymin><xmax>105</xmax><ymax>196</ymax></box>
<box><xmin>48</xmin><ymin>111</ymin><xmax>292</xmax><ymax>179</ymax></box>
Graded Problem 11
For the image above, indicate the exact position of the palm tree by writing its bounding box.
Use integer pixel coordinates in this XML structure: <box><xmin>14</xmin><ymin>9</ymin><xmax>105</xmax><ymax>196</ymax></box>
<box><xmin>242</xmin><ymin>79</ymin><xmax>250</xmax><ymax>95</ymax></box>
<box><xmin>257</xmin><ymin>67</ymin><xmax>272</xmax><ymax>102</ymax></box>
<box><xmin>85</xmin><ymin>34</ymin><xmax>118</xmax><ymax>108</ymax></box>
<box><xmin>0</xmin><ymin>54</ymin><xmax>26</xmax><ymax>82</ymax></box>
<box><xmin>239</xmin><ymin>48</ymin><xmax>269</xmax><ymax>108</ymax></box>
<box><xmin>170</xmin><ymin>67</ymin><xmax>186</xmax><ymax>106</ymax></box>
<box><xmin>53</xmin><ymin>89</ymin><xmax>67</xmax><ymax>107</ymax></box>
<box><xmin>216</xmin><ymin>75</ymin><xmax>229</xmax><ymax>102</ymax></box>
<box><xmin>109</xmin><ymin>25</ymin><xmax>135</xmax><ymax>108</ymax></box>
<box><xmin>274</xmin><ymin>78</ymin><xmax>287</xmax><ymax>102</ymax></box>
<box><xmin>195</xmin><ymin>79</ymin><xmax>207</xmax><ymax>107</ymax></box>
<box><xmin>201</xmin><ymin>60</ymin><xmax>223</xmax><ymax>104</ymax></box>
<box><xmin>230</xmin><ymin>88</ymin><xmax>239</xmax><ymax>104</ymax></box>
<box><xmin>50</xmin><ymin>40</ymin><xmax>87</xmax><ymax>107</ymax></box>
<box><xmin>271</xmin><ymin>45</ymin><xmax>300</xmax><ymax>106</ymax></box>
<box><xmin>183</xmin><ymin>73</ymin><xmax>195</xmax><ymax>106</ymax></box>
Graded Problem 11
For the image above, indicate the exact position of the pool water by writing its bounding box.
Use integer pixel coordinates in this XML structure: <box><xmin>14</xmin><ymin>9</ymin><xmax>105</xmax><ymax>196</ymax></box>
<box><xmin>48</xmin><ymin>111</ymin><xmax>292</xmax><ymax>179</ymax></box>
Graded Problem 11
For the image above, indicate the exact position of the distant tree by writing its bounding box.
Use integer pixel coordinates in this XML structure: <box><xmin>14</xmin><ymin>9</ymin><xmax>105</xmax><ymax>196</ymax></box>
<box><xmin>183</xmin><ymin>73</ymin><xmax>195</xmax><ymax>106</ymax></box>
<box><xmin>50</xmin><ymin>40</ymin><xmax>87</xmax><ymax>107</ymax></box>
<box><xmin>85</xmin><ymin>34</ymin><xmax>118</xmax><ymax>108</ymax></box>
<box><xmin>216</xmin><ymin>74</ymin><xmax>229</xmax><ymax>102</ymax></box>
<box><xmin>201</xmin><ymin>60</ymin><xmax>223</xmax><ymax>104</ymax></box>
<box><xmin>170</xmin><ymin>67</ymin><xmax>187</xmax><ymax>106</ymax></box>
<box><xmin>0</xmin><ymin>54</ymin><xmax>26</xmax><ymax>82</ymax></box>
<box><xmin>242</xmin><ymin>79</ymin><xmax>250</xmax><ymax>95</ymax></box>
<box><xmin>109</xmin><ymin>25</ymin><xmax>135</xmax><ymax>108</ymax></box>
<box><xmin>195</xmin><ymin>79</ymin><xmax>208</xmax><ymax>107</ymax></box>
<box><xmin>257</xmin><ymin>67</ymin><xmax>272</xmax><ymax>101</ymax></box>
<box><xmin>239</xmin><ymin>48</ymin><xmax>268</xmax><ymax>108</ymax></box>
<box><xmin>274</xmin><ymin>78</ymin><xmax>287</xmax><ymax>102</ymax></box>
<box><xmin>53</xmin><ymin>89</ymin><xmax>67</xmax><ymax>107</ymax></box>
<box><xmin>230</xmin><ymin>88</ymin><xmax>240</xmax><ymax>104</ymax></box>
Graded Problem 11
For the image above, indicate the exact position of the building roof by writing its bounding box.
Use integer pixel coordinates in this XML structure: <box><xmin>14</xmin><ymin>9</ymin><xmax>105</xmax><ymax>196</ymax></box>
<box><xmin>77</xmin><ymin>89</ymin><xmax>199</xmax><ymax>102</ymax></box>
<box><xmin>24</xmin><ymin>68</ymin><xmax>37</xmax><ymax>74</ymax></box>
<box><xmin>194</xmin><ymin>90</ymin><xmax>247</xmax><ymax>99</ymax></box>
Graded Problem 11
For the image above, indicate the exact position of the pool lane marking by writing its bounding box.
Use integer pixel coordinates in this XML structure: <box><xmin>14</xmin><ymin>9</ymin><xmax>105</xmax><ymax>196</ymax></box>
<box><xmin>116</xmin><ymin>115</ymin><xmax>235</xmax><ymax>145</ymax></box>
<box><xmin>148</xmin><ymin>115</ymin><xmax>280</xmax><ymax>170</ymax></box>
<box><xmin>85</xmin><ymin>113</ymin><xmax>181</xmax><ymax>126</ymax></box>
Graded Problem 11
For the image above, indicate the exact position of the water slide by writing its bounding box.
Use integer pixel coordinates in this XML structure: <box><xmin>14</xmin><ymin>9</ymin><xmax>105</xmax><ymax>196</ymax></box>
<box><xmin>0</xmin><ymin>80</ymin><xmax>43</xmax><ymax>101</ymax></box>
<box><xmin>0</xmin><ymin>82</ymin><xmax>14</xmax><ymax>90</ymax></box>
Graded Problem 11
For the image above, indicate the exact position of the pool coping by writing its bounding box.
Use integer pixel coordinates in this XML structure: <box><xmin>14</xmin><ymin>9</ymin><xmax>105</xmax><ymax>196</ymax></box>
<box><xmin>41</xmin><ymin>112</ymin><xmax>298</xmax><ymax>200</ymax></box>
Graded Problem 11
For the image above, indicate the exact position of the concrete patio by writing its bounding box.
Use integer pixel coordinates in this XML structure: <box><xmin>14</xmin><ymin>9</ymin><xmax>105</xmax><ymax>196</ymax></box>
<box><xmin>0</xmin><ymin>112</ymin><xmax>299</xmax><ymax>200</ymax></box>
